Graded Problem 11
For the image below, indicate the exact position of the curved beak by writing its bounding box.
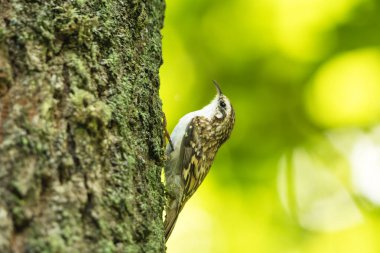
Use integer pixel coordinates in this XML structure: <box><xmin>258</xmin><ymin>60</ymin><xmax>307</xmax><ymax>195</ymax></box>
<box><xmin>212</xmin><ymin>80</ymin><xmax>223</xmax><ymax>96</ymax></box>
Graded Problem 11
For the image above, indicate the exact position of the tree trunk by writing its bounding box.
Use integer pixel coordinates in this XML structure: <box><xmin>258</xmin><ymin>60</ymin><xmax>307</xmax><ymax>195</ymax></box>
<box><xmin>0</xmin><ymin>1</ymin><xmax>166</xmax><ymax>252</ymax></box>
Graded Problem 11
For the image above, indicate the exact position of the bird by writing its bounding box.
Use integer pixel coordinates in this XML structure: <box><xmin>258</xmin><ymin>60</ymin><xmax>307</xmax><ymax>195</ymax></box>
<box><xmin>164</xmin><ymin>80</ymin><xmax>235</xmax><ymax>241</ymax></box>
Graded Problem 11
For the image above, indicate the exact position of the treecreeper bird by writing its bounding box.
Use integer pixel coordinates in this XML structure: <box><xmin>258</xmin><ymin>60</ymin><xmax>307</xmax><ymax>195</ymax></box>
<box><xmin>164</xmin><ymin>81</ymin><xmax>235</xmax><ymax>241</ymax></box>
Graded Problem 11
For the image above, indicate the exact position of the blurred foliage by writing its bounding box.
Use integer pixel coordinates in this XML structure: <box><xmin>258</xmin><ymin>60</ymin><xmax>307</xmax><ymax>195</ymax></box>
<box><xmin>160</xmin><ymin>0</ymin><xmax>380</xmax><ymax>252</ymax></box>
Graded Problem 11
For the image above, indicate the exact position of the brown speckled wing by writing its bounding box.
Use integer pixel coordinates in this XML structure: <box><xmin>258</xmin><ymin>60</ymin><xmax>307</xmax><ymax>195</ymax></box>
<box><xmin>179</xmin><ymin>116</ymin><xmax>207</xmax><ymax>207</ymax></box>
<box><xmin>165</xmin><ymin>117</ymin><xmax>202</xmax><ymax>240</ymax></box>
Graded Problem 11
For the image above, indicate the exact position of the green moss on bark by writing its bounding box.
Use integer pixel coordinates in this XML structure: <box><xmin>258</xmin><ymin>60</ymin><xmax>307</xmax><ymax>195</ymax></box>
<box><xmin>0</xmin><ymin>0</ymin><xmax>166</xmax><ymax>252</ymax></box>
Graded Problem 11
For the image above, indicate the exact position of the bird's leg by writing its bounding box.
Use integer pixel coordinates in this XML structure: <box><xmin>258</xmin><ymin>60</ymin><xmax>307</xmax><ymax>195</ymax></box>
<box><xmin>163</xmin><ymin>113</ymin><xmax>174</xmax><ymax>151</ymax></box>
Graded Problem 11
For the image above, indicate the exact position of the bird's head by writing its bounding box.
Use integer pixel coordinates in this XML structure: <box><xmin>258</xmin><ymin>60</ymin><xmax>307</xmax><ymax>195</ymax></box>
<box><xmin>201</xmin><ymin>80</ymin><xmax>235</xmax><ymax>144</ymax></box>
<box><xmin>211</xmin><ymin>80</ymin><xmax>235</xmax><ymax>123</ymax></box>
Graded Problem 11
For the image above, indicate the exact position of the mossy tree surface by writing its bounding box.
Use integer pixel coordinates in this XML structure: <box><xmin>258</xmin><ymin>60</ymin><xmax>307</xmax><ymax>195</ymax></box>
<box><xmin>0</xmin><ymin>0</ymin><xmax>166</xmax><ymax>252</ymax></box>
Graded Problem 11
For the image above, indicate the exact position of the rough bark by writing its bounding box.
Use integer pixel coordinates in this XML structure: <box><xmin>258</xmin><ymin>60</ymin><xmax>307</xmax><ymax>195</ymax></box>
<box><xmin>0</xmin><ymin>0</ymin><xmax>166</xmax><ymax>252</ymax></box>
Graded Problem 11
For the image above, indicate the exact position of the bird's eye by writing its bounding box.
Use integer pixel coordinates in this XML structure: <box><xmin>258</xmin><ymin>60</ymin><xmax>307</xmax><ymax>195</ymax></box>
<box><xmin>219</xmin><ymin>100</ymin><xmax>226</xmax><ymax>108</ymax></box>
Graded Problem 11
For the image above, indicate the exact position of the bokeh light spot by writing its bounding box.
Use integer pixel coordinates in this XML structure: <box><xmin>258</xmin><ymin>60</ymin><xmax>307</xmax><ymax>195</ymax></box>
<box><xmin>350</xmin><ymin>129</ymin><xmax>380</xmax><ymax>205</ymax></box>
<box><xmin>278</xmin><ymin>147</ymin><xmax>363</xmax><ymax>232</ymax></box>
<box><xmin>305</xmin><ymin>48</ymin><xmax>380</xmax><ymax>128</ymax></box>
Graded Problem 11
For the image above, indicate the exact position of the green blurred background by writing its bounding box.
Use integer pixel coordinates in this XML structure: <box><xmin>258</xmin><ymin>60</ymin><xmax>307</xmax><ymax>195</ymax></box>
<box><xmin>159</xmin><ymin>0</ymin><xmax>380</xmax><ymax>252</ymax></box>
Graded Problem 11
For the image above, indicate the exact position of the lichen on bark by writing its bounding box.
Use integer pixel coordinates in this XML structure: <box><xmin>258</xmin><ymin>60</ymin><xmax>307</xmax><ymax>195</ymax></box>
<box><xmin>0</xmin><ymin>0</ymin><xmax>166</xmax><ymax>252</ymax></box>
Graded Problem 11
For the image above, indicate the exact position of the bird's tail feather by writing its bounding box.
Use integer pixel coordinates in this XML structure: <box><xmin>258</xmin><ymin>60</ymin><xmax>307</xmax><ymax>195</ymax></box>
<box><xmin>164</xmin><ymin>207</ymin><xmax>180</xmax><ymax>242</ymax></box>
